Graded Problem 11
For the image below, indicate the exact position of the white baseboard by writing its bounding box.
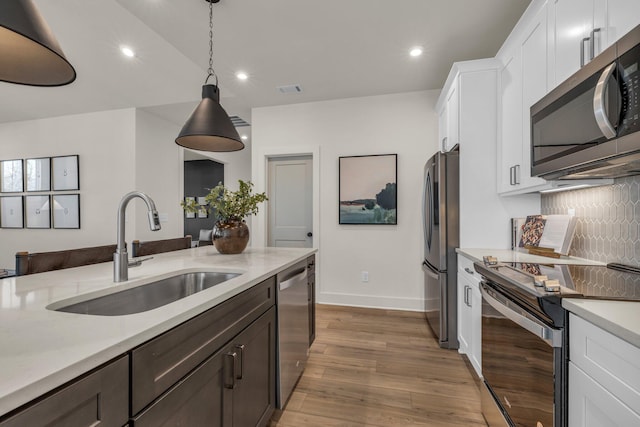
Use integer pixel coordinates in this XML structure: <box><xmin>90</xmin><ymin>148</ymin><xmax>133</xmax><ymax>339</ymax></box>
<box><xmin>318</xmin><ymin>291</ymin><xmax>439</xmax><ymax>312</ymax></box>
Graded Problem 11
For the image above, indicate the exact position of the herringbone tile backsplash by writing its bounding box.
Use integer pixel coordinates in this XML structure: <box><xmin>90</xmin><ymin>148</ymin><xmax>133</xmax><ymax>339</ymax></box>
<box><xmin>541</xmin><ymin>176</ymin><xmax>640</xmax><ymax>265</ymax></box>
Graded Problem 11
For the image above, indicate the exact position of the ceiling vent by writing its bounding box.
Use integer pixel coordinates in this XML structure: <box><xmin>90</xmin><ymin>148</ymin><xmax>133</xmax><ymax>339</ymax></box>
<box><xmin>229</xmin><ymin>115</ymin><xmax>250</xmax><ymax>127</ymax></box>
<box><xmin>277</xmin><ymin>84</ymin><xmax>303</xmax><ymax>94</ymax></box>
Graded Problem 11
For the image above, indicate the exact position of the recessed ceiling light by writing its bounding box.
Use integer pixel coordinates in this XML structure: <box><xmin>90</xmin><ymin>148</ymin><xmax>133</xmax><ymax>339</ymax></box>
<box><xmin>241</xmin><ymin>135</ymin><xmax>248</xmax><ymax>140</ymax></box>
<box><xmin>409</xmin><ymin>47</ymin><xmax>423</xmax><ymax>57</ymax></box>
<box><xmin>120</xmin><ymin>45</ymin><xmax>135</xmax><ymax>58</ymax></box>
<box><xmin>236</xmin><ymin>71</ymin><xmax>248</xmax><ymax>81</ymax></box>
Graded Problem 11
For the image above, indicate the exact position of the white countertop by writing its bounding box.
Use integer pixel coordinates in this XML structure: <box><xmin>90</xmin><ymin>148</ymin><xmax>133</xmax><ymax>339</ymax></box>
<box><xmin>0</xmin><ymin>245</ymin><xmax>315</xmax><ymax>418</ymax></box>
<box><xmin>456</xmin><ymin>248</ymin><xmax>606</xmax><ymax>265</ymax></box>
<box><xmin>563</xmin><ymin>299</ymin><xmax>640</xmax><ymax>348</ymax></box>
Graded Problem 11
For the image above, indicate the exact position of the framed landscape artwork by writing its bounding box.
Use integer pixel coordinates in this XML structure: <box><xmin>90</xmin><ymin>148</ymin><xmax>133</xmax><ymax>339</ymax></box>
<box><xmin>339</xmin><ymin>154</ymin><xmax>397</xmax><ymax>225</ymax></box>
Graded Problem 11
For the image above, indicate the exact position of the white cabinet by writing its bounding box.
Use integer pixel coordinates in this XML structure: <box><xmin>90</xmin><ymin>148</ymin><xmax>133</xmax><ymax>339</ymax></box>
<box><xmin>550</xmin><ymin>0</ymin><xmax>640</xmax><ymax>88</ymax></box>
<box><xmin>569</xmin><ymin>363</ymin><xmax>640</xmax><ymax>427</ymax></box>
<box><xmin>438</xmin><ymin>59</ymin><xmax>539</xmax><ymax>247</ymax></box>
<box><xmin>599</xmin><ymin>0</ymin><xmax>640</xmax><ymax>50</ymax></box>
<box><xmin>457</xmin><ymin>254</ymin><xmax>481</xmax><ymax>378</ymax></box>
<box><xmin>568</xmin><ymin>314</ymin><xmax>640</xmax><ymax>426</ymax></box>
<box><xmin>437</xmin><ymin>83</ymin><xmax>459</xmax><ymax>152</ymax></box>
<box><xmin>498</xmin><ymin>2</ymin><xmax>548</xmax><ymax>194</ymax></box>
<box><xmin>550</xmin><ymin>0</ymin><xmax>595</xmax><ymax>86</ymax></box>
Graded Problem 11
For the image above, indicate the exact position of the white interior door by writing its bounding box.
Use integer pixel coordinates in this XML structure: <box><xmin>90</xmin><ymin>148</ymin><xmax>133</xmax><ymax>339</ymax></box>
<box><xmin>268</xmin><ymin>156</ymin><xmax>313</xmax><ymax>248</ymax></box>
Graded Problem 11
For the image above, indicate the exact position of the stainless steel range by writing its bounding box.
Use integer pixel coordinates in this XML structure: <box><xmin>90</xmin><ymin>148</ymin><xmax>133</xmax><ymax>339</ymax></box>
<box><xmin>475</xmin><ymin>261</ymin><xmax>640</xmax><ymax>427</ymax></box>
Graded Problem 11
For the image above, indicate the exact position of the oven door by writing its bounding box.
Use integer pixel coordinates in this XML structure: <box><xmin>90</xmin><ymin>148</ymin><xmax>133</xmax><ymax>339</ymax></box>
<box><xmin>481</xmin><ymin>282</ymin><xmax>564</xmax><ymax>427</ymax></box>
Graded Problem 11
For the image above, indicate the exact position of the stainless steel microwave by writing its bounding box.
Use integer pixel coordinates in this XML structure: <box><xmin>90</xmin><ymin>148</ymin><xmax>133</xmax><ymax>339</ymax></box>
<box><xmin>531</xmin><ymin>24</ymin><xmax>640</xmax><ymax>180</ymax></box>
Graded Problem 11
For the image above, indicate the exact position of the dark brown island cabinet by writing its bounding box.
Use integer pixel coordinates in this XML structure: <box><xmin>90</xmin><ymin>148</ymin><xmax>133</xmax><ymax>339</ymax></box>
<box><xmin>0</xmin><ymin>265</ymin><xmax>311</xmax><ymax>427</ymax></box>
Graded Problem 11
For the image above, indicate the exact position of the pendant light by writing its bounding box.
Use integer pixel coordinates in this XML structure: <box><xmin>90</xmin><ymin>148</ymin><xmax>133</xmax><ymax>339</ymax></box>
<box><xmin>0</xmin><ymin>0</ymin><xmax>76</xmax><ymax>86</ymax></box>
<box><xmin>176</xmin><ymin>0</ymin><xmax>244</xmax><ymax>152</ymax></box>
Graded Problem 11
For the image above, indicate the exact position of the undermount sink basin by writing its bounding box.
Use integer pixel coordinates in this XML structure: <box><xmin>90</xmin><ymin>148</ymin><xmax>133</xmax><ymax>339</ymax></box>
<box><xmin>54</xmin><ymin>272</ymin><xmax>241</xmax><ymax>316</ymax></box>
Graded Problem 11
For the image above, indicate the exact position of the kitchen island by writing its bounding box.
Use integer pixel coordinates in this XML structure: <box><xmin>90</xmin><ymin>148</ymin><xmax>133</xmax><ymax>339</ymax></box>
<box><xmin>0</xmin><ymin>245</ymin><xmax>315</xmax><ymax>421</ymax></box>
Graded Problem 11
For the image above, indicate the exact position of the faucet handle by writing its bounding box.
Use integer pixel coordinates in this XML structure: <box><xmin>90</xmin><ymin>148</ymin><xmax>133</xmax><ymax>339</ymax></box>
<box><xmin>128</xmin><ymin>256</ymin><xmax>154</xmax><ymax>267</ymax></box>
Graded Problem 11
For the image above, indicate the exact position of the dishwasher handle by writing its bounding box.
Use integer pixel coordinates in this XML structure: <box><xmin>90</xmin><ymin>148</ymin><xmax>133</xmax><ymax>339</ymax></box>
<box><xmin>279</xmin><ymin>268</ymin><xmax>307</xmax><ymax>291</ymax></box>
<box><xmin>481</xmin><ymin>283</ymin><xmax>563</xmax><ymax>348</ymax></box>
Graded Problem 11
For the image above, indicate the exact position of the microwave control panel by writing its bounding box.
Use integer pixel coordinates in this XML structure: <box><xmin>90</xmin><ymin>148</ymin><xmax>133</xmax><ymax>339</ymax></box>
<box><xmin>619</xmin><ymin>44</ymin><xmax>640</xmax><ymax>136</ymax></box>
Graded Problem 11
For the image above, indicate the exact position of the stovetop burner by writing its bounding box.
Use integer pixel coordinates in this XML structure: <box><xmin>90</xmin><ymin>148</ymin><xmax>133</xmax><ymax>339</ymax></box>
<box><xmin>480</xmin><ymin>261</ymin><xmax>640</xmax><ymax>299</ymax></box>
<box><xmin>474</xmin><ymin>261</ymin><xmax>640</xmax><ymax>327</ymax></box>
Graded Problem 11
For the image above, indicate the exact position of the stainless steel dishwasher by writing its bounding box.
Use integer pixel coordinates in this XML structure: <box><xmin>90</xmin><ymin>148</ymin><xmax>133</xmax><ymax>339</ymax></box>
<box><xmin>276</xmin><ymin>260</ymin><xmax>310</xmax><ymax>409</ymax></box>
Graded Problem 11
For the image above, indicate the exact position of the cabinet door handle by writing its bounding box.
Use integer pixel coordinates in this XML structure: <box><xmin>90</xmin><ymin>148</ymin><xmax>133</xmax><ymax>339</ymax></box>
<box><xmin>235</xmin><ymin>344</ymin><xmax>245</xmax><ymax>380</ymax></box>
<box><xmin>509</xmin><ymin>166</ymin><xmax>514</xmax><ymax>186</ymax></box>
<box><xmin>466</xmin><ymin>286</ymin><xmax>472</xmax><ymax>308</ymax></box>
<box><xmin>463</xmin><ymin>285</ymin><xmax>469</xmax><ymax>306</ymax></box>
<box><xmin>464</xmin><ymin>267</ymin><xmax>474</xmax><ymax>275</ymax></box>
<box><xmin>514</xmin><ymin>164</ymin><xmax>520</xmax><ymax>185</ymax></box>
<box><xmin>580</xmin><ymin>36</ymin><xmax>590</xmax><ymax>67</ymax></box>
<box><xmin>224</xmin><ymin>351</ymin><xmax>238</xmax><ymax>389</ymax></box>
<box><xmin>589</xmin><ymin>28</ymin><xmax>601</xmax><ymax>60</ymax></box>
<box><xmin>442</xmin><ymin>137</ymin><xmax>448</xmax><ymax>152</ymax></box>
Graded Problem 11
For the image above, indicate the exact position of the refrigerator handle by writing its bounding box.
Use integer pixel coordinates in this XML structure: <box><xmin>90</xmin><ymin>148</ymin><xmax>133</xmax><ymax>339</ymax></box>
<box><xmin>425</xmin><ymin>171</ymin><xmax>433</xmax><ymax>251</ymax></box>
<box><xmin>422</xmin><ymin>169</ymin><xmax>428</xmax><ymax>253</ymax></box>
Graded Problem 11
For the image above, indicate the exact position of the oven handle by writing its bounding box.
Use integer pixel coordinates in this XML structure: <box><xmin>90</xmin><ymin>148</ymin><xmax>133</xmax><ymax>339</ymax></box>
<box><xmin>481</xmin><ymin>284</ymin><xmax>563</xmax><ymax>348</ymax></box>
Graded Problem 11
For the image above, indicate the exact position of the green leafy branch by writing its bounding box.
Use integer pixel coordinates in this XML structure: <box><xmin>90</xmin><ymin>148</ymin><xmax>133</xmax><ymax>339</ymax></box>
<box><xmin>181</xmin><ymin>180</ymin><xmax>268</xmax><ymax>223</ymax></box>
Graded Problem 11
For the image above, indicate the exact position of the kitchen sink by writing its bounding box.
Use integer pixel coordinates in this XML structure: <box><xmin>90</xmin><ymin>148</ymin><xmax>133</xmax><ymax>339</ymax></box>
<box><xmin>53</xmin><ymin>271</ymin><xmax>241</xmax><ymax>316</ymax></box>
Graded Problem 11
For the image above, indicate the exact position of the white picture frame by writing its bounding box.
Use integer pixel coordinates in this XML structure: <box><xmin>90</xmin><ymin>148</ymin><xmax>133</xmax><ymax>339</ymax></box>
<box><xmin>52</xmin><ymin>155</ymin><xmax>79</xmax><ymax>191</ymax></box>
<box><xmin>25</xmin><ymin>195</ymin><xmax>51</xmax><ymax>229</ymax></box>
<box><xmin>52</xmin><ymin>194</ymin><xmax>80</xmax><ymax>229</ymax></box>
<box><xmin>26</xmin><ymin>157</ymin><xmax>51</xmax><ymax>192</ymax></box>
<box><xmin>1</xmin><ymin>159</ymin><xmax>24</xmax><ymax>193</ymax></box>
<box><xmin>0</xmin><ymin>196</ymin><xmax>24</xmax><ymax>228</ymax></box>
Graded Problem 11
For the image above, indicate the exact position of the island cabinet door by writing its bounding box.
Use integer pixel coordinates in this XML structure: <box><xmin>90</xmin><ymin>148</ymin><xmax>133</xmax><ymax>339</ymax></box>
<box><xmin>0</xmin><ymin>356</ymin><xmax>129</xmax><ymax>427</ymax></box>
<box><xmin>132</xmin><ymin>306</ymin><xmax>276</xmax><ymax>427</ymax></box>
<box><xmin>131</xmin><ymin>348</ymin><xmax>228</xmax><ymax>427</ymax></box>
<box><xmin>231</xmin><ymin>306</ymin><xmax>276</xmax><ymax>427</ymax></box>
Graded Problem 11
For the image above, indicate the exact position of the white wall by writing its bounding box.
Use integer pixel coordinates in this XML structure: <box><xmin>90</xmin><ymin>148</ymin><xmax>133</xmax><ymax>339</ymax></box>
<box><xmin>0</xmin><ymin>108</ymin><xmax>199</xmax><ymax>268</ymax></box>
<box><xmin>0</xmin><ymin>109</ymin><xmax>137</xmax><ymax>268</ymax></box>
<box><xmin>134</xmin><ymin>110</ymin><xmax>184</xmax><ymax>241</ymax></box>
<box><xmin>252</xmin><ymin>91</ymin><xmax>438</xmax><ymax>311</ymax></box>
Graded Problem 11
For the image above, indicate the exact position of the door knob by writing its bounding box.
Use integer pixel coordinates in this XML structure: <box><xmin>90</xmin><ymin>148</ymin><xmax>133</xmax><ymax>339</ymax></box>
<box><xmin>307</xmin><ymin>232</ymin><xmax>313</xmax><ymax>237</ymax></box>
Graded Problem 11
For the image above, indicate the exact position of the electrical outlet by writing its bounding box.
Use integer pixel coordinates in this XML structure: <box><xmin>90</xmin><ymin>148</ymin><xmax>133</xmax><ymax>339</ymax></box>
<box><xmin>361</xmin><ymin>271</ymin><xmax>369</xmax><ymax>282</ymax></box>
<box><xmin>567</xmin><ymin>208</ymin><xmax>576</xmax><ymax>216</ymax></box>
<box><xmin>159</xmin><ymin>213</ymin><xmax>169</xmax><ymax>223</ymax></box>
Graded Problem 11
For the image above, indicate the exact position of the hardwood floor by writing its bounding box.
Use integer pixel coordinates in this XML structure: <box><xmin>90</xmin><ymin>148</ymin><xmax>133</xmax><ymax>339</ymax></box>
<box><xmin>270</xmin><ymin>304</ymin><xmax>486</xmax><ymax>427</ymax></box>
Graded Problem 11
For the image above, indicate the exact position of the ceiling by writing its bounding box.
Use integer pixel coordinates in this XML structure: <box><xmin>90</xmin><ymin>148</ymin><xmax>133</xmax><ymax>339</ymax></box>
<box><xmin>0</xmin><ymin>0</ymin><xmax>531</xmax><ymax>140</ymax></box>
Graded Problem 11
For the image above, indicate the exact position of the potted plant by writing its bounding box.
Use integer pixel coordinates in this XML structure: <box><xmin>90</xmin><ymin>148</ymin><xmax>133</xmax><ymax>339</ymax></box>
<box><xmin>181</xmin><ymin>180</ymin><xmax>268</xmax><ymax>254</ymax></box>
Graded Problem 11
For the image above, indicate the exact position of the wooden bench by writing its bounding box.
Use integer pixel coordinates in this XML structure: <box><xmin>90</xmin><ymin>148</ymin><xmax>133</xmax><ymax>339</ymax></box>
<box><xmin>15</xmin><ymin>244</ymin><xmax>117</xmax><ymax>276</ymax></box>
<box><xmin>131</xmin><ymin>236</ymin><xmax>192</xmax><ymax>258</ymax></box>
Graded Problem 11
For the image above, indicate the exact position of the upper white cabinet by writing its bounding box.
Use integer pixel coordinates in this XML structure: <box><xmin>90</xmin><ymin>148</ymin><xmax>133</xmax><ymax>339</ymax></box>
<box><xmin>550</xmin><ymin>0</ymin><xmax>596</xmax><ymax>86</ymax></box>
<box><xmin>437</xmin><ymin>59</ymin><xmax>539</xmax><ymax>248</ymax></box>
<box><xmin>437</xmin><ymin>81</ymin><xmax>459</xmax><ymax>152</ymax></box>
<box><xmin>550</xmin><ymin>0</ymin><xmax>640</xmax><ymax>88</ymax></box>
<box><xmin>496</xmin><ymin>0</ymin><xmax>637</xmax><ymax>195</ymax></box>
<box><xmin>497</xmin><ymin>2</ymin><xmax>549</xmax><ymax>194</ymax></box>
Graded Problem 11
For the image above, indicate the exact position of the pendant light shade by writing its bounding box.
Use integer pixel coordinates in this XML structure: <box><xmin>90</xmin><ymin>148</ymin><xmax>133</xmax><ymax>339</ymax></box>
<box><xmin>176</xmin><ymin>0</ymin><xmax>244</xmax><ymax>152</ymax></box>
<box><xmin>0</xmin><ymin>0</ymin><xmax>76</xmax><ymax>86</ymax></box>
<box><xmin>176</xmin><ymin>84</ymin><xmax>244</xmax><ymax>152</ymax></box>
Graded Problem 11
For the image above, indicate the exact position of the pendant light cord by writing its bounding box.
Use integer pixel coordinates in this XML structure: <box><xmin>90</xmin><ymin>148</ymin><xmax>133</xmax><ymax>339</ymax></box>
<box><xmin>205</xmin><ymin>0</ymin><xmax>218</xmax><ymax>86</ymax></box>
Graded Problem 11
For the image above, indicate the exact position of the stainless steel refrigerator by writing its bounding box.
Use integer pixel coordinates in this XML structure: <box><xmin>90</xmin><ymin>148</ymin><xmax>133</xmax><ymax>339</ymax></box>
<box><xmin>422</xmin><ymin>148</ymin><xmax>459</xmax><ymax>349</ymax></box>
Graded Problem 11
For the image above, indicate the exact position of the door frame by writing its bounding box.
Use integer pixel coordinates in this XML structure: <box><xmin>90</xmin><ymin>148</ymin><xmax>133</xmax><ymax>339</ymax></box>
<box><xmin>267</xmin><ymin>156</ymin><xmax>313</xmax><ymax>248</ymax></box>
<box><xmin>252</xmin><ymin>145</ymin><xmax>320</xmax><ymax>250</ymax></box>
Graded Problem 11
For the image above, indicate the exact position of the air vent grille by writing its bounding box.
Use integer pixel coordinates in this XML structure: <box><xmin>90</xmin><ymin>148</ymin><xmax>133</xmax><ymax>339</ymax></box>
<box><xmin>229</xmin><ymin>116</ymin><xmax>250</xmax><ymax>127</ymax></box>
<box><xmin>277</xmin><ymin>84</ymin><xmax>303</xmax><ymax>93</ymax></box>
